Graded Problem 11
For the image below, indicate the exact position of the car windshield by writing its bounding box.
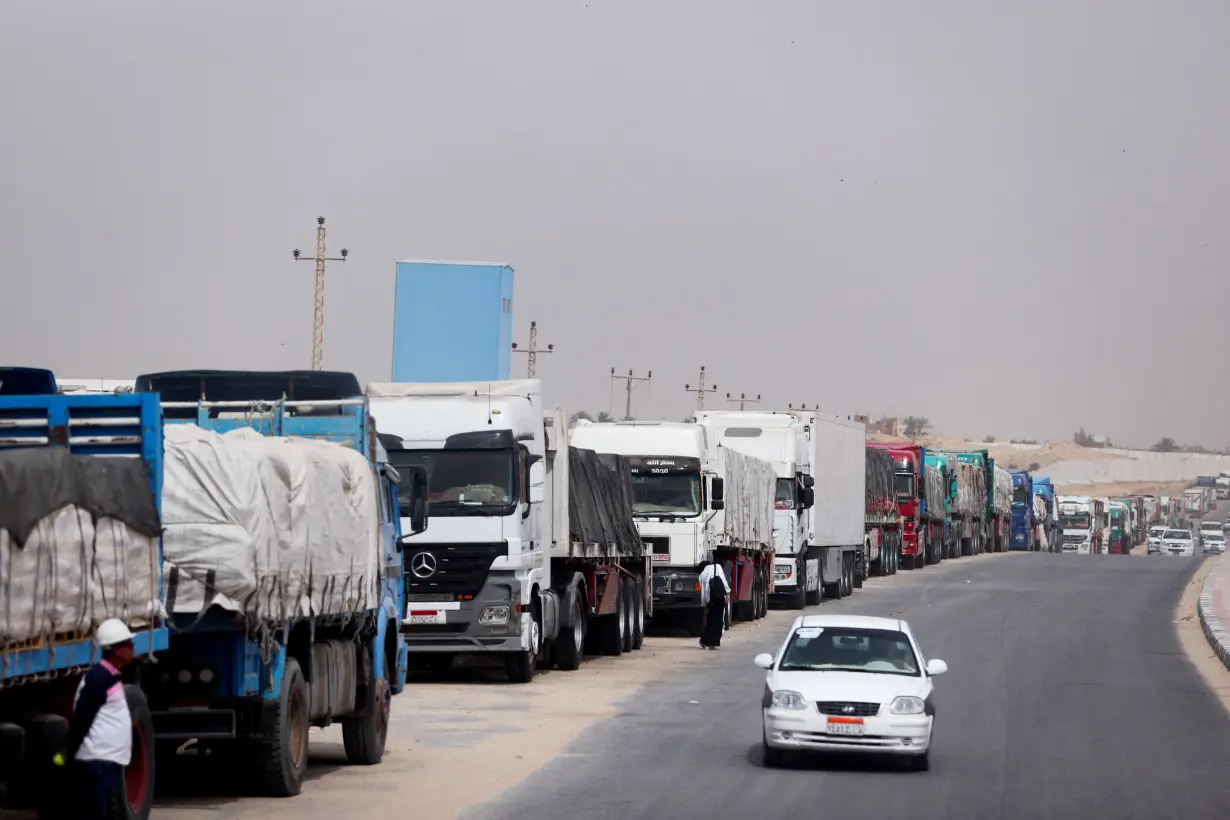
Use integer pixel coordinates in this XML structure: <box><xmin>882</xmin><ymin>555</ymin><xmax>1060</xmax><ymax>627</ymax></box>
<box><xmin>1165</xmin><ymin>530</ymin><xmax>1191</xmax><ymax>540</ymax></box>
<box><xmin>1207</xmin><ymin>534</ymin><xmax>1225</xmax><ymax>542</ymax></box>
<box><xmin>777</xmin><ymin>626</ymin><xmax>920</xmax><ymax>677</ymax></box>
<box><xmin>1149</xmin><ymin>527</ymin><xmax>1167</xmax><ymax>537</ymax></box>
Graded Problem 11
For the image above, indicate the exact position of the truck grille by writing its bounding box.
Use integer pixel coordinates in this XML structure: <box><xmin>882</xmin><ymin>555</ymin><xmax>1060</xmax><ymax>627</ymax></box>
<box><xmin>404</xmin><ymin>542</ymin><xmax>508</xmax><ymax>599</ymax></box>
<box><xmin>1063</xmin><ymin>533</ymin><xmax>1085</xmax><ymax>543</ymax></box>
<box><xmin>815</xmin><ymin>701</ymin><xmax>880</xmax><ymax>717</ymax></box>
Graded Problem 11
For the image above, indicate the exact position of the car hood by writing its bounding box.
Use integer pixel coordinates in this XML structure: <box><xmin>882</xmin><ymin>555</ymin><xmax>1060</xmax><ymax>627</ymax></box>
<box><xmin>768</xmin><ymin>669</ymin><xmax>930</xmax><ymax>703</ymax></box>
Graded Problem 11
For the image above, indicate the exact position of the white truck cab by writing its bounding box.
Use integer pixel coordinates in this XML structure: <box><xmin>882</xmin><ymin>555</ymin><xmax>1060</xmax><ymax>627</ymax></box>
<box><xmin>368</xmin><ymin>380</ymin><xmax>548</xmax><ymax>680</ymax></box>
<box><xmin>568</xmin><ymin>420</ymin><xmax>719</xmax><ymax>635</ymax></box>
<box><xmin>1057</xmin><ymin>495</ymin><xmax>1104</xmax><ymax>554</ymax></box>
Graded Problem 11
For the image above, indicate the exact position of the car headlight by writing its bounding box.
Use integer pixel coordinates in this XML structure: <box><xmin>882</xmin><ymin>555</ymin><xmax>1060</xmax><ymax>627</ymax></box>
<box><xmin>478</xmin><ymin>605</ymin><xmax>511</xmax><ymax>625</ymax></box>
<box><xmin>890</xmin><ymin>696</ymin><xmax>926</xmax><ymax>715</ymax></box>
<box><xmin>770</xmin><ymin>690</ymin><xmax>808</xmax><ymax>710</ymax></box>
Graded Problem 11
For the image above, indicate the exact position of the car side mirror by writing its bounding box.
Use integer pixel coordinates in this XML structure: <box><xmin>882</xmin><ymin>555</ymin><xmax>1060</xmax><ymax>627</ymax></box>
<box><xmin>528</xmin><ymin>459</ymin><xmax>545</xmax><ymax>504</ymax></box>
<box><xmin>753</xmin><ymin>653</ymin><xmax>774</xmax><ymax>670</ymax></box>
<box><xmin>801</xmin><ymin>488</ymin><xmax>814</xmax><ymax>508</ymax></box>
<box><xmin>710</xmin><ymin>475</ymin><xmax>725</xmax><ymax>510</ymax></box>
<box><xmin>407</xmin><ymin>465</ymin><xmax>429</xmax><ymax>535</ymax></box>
<box><xmin>925</xmin><ymin>658</ymin><xmax>947</xmax><ymax>676</ymax></box>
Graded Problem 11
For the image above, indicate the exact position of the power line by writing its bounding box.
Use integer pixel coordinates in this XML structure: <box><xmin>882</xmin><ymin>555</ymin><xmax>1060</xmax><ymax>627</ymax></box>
<box><xmin>292</xmin><ymin>216</ymin><xmax>348</xmax><ymax>371</ymax></box>
<box><xmin>512</xmin><ymin>320</ymin><xmax>554</xmax><ymax>377</ymax></box>
<box><xmin>611</xmin><ymin>368</ymin><xmax>652</xmax><ymax>420</ymax></box>
<box><xmin>685</xmin><ymin>366</ymin><xmax>718</xmax><ymax>411</ymax></box>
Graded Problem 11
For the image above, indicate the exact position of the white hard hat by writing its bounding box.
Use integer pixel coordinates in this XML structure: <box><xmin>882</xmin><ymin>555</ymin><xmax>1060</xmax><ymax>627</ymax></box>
<box><xmin>96</xmin><ymin>619</ymin><xmax>135</xmax><ymax>649</ymax></box>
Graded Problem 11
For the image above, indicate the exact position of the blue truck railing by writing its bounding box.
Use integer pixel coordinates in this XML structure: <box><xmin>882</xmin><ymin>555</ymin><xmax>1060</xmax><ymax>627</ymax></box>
<box><xmin>0</xmin><ymin>390</ymin><xmax>167</xmax><ymax>683</ymax></box>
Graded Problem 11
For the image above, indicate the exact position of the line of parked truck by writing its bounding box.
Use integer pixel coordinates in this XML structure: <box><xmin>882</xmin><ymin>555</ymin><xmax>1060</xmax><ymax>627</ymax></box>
<box><xmin>3</xmin><ymin>361</ymin><xmax>1062</xmax><ymax>816</ymax></box>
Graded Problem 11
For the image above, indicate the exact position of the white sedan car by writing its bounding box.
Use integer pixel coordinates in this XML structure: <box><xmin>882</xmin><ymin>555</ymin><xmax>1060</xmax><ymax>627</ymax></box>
<box><xmin>756</xmin><ymin>614</ymin><xmax>947</xmax><ymax>771</ymax></box>
<box><xmin>1146</xmin><ymin>525</ymin><xmax>1169</xmax><ymax>555</ymax></box>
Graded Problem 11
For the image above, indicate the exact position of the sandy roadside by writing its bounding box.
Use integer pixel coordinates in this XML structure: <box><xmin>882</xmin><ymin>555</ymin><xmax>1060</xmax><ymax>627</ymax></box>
<box><xmin>1174</xmin><ymin>557</ymin><xmax>1230</xmax><ymax>715</ymax></box>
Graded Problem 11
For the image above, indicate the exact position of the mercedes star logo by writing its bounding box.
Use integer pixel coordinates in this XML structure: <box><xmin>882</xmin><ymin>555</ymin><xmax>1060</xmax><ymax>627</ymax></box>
<box><xmin>841</xmin><ymin>705</ymin><xmax>856</xmax><ymax>715</ymax></box>
<box><xmin>410</xmin><ymin>551</ymin><xmax>438</xmax><ymax>579</ymax></box>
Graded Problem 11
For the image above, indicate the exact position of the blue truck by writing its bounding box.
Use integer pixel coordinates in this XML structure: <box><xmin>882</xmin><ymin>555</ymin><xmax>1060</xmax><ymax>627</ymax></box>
<box><xmin>1031</xmin><ymin>477</ymin><xmax>1059</xmax><ymax>552</ymax></box>
<box><xmin>1009</xmin><ymin>470</ymin><xmax>1035</xmax><ymax>551</ymax></box>
<box><xmin>391</xmin><ymin>260</ymin><xmax>515</xmax><ymax>382</ymax></box>
<box><xmin>0</xmin><ymin>368</ymin><xmax>428</xmax><ymax>816</ymax></box>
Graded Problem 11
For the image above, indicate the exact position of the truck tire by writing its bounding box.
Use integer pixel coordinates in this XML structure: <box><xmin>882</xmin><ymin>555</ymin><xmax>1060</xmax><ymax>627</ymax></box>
<box><xmin>853</xmin><ymin>552</ymin><xmax>864</xmax><ymax>589</ymax></box>
<box><xmin>256</xmin><ymin>656</ymin><xmax>309</xmax><ymax>797</ymax></box>
<box><xmin>342</xmin><ymin>649</ymin><xmax>390</xmax><ymax>765</ymax></box>
<box><xmin>103</xmin><ymin>685</ymin><xmax>156</xmax><ymax>820</ymax></box>
<box><xmin>684</xmin><ymin>609</ymin><xmax>704</xmax><ymax>638</ymax></box>
<box><xmin>599</xmin><ymin>585</ymin><xmax>625</xmax><ymax>656</ymax></box>
<box><xmin>620</xmin><ymin>577</ymin><xmax>635</xmax><ymax>653</ymax></box>
<box><xmin>554</xmin><ymin>592</ymin><xmax>586</xmax><ymax>670</ymax></box>
<box><xmin>822</xmin><ymin>560</ymin><xmax>844</xmax><ymax>599</ymax></box>
<box><xmin>506</xmin><ymin>607</ymin><xmax>541</xmax><ymax>683</ymax></box>
<box><xmin>630</xmin><ymin>580</ymin><xmax>646</xmax><ymax>650</ymax></box>
<box><xmin>788</xmin><ymin>582</ymin><xmax>806</xmax><ymax>610</ymax></box>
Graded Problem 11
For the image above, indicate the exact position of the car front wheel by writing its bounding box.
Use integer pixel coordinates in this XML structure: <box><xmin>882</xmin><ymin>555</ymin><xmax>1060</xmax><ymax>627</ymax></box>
<box><xmin>762</xmin><ymin>729</ymin><xmax>783</xmax><ymax>768</ymax></box>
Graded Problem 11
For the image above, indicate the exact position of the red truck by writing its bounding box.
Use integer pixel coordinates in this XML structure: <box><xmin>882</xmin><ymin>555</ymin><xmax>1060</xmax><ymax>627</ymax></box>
<box><xmin>866</xmin><ymin>442</ymin><xmax>945</xmax><ymax>570</ymax></box>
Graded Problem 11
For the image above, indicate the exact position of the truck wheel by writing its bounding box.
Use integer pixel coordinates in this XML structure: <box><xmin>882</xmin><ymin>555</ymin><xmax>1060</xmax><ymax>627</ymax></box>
<box><xmin>554</xmin><ymin>593</ymin><xmax>586</xmax><ymax>670</ymax></box>
<box><xmin>684</xmin><ymin>608</ymin><xmax>704</xmax><ymax>638</ymax></box>
<box><xmin>853</xmin><ymin>553</ymin><xmax>864</xmax><ymax>589</ymax></box>
<box><xmin>631</xmin><ymin>581</ymin><xmax>646</xmax><ymax>650</ymax></box>
<box><xmin>342</xmin><ymin>650</ymin><xmax>390</xmax><ymax>765</ymax></box>
<box><xmin>822</xmin><ymin>561</ymin><xmax>843</xmax><ymax>599</ymax></box>
<box><xmin>789</xmin><ymin>582</ymin><xmax>806</xmax><ymax>610</ymax></box>
<box><xmin>620</xmin><ymin>577</ymin><xmax>635</xmax><ymax>653</ymax></box>
<box><xmin>105</xmin><ymin>685</ymin><xmax>156</xmax><ymax>820</ymax></box>
<box><xmin>256</xmin><ymin>657</ymin><xmax>309</xmax><ymax>797</ymax></box>
<box><xmin>599</xmin><ymin>585</ymin><xmax>625</xmax><ymax>656</ymax></box>
<box><xmin>506</xmin><ymin>610</ymin><xmax>541</xmax><ymax>683</ymax></box>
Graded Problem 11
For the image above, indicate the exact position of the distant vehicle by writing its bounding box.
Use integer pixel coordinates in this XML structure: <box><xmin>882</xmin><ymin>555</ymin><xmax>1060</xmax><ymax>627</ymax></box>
<box><xmin>1202</xmin><ymin>532</ymin><xmax>1225</xmax><ymax>555</ymax></box>
<box><xmin>1198</xmin><ymin>519</ymin><xmax>1224</xmax><ymax>538</ymax></box>
<box><xmin>1146</xmin><ymin>525</ymin><xmax>1169</xmax><ymax>555</ymax></box>
<box><xmin>755</xmin><ymin>614</ymin><xmax>947</xmax><ymax>771</ymax></box>
<box><xmin>1161</xmin><ymin>529</ymin><xmax>1195</xmax><ymax>557</ymax></box>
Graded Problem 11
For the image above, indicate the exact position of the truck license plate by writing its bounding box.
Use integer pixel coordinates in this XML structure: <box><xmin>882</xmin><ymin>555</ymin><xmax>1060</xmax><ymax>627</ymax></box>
<box><xmin>406</xmin><ymin>610</ymin><xmax>446</xmax><ymax>625</ymax></box>
<box><xmin>653</xmin><ymin>553</ymin><xmax>670</xmax><ymax>564</ymax></box>
<box><xmin>826</xmin><ymin>717</ymin><xmax>864</xmax><ymax>736</ymax></box>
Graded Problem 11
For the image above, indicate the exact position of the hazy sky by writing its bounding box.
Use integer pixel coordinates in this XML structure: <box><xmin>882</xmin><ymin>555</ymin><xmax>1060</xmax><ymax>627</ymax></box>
<box><xmin>2</xmin><ymin>1</ymin><xmax>1227</xmax><ymax>448</ymax></box>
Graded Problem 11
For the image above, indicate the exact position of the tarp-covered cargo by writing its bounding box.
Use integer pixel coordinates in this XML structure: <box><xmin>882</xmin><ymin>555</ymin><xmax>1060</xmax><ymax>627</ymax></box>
<box><xmin>865</xmin><ymin>446</ymin><xmax>895</xmax><ymax>515</ymax></box>
<box><xmin>713</xmin><ymin>445</ymin><xmax>775</xmax><ymax>549</ymax></box>
<box><xmin>954</xmin><ymin>462</ymin><xmax>985</xmax><ymax>517</ymax></box>
<box><xmin>809</xmin><ymin>415</ymin><xmax>865</xmax><ymax>547</ymax></box>
<box><xmin>0</xmin><ymin>456</ymin><xmax>162</xmax><ymax>643</ymax></box>
<box><xmin>993</xmin><ymin>466</ymin><xmax>1013</xmax><ymax>516</ymax></box>
<box><xmin>569</xmin><ymin>447</ymin><xmax>642</xmax><ymax>554</ymax></box>
<box><xmin>923</xmin><ymin>465</ymin><xmax>947</xmax><ymax>518</ymax></box>
<box><xmin>160</xmin><ymin>424</ymin><xmax>380</xmax><ymax>622</ymax></box>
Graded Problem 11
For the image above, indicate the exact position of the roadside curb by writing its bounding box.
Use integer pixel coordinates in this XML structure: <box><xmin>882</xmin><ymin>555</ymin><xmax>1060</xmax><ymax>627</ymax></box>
<box><xmin>1197</xmin><ymin>555</ymin><xmax>1230</xmax><ymax>671</ymax></box>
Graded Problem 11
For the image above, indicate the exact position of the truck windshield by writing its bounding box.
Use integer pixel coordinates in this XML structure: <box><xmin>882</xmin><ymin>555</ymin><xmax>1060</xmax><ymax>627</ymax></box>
<box><xmin>775</xmin><ymin>478</ymin><xmax>796</xmax><ymax>510</ymax></box>
<box><xmin>1013</xmin><ymin>486</ymin><xmax>1030</xmax><ymax>505</ymax></box>
<box><xmin>630</xmin><ymin>472</ymin><xmax>701</xmax><ymax>516</ymax></box>
<box><xmin>1061</xmin><ymin>514</ymin><xmax>1091</xmax><ymax>529</ymax></box>
<box><xmin>893</xmin><ymin>473</ymin><xmax>914</xmax><ymax>498</ymax></box>
<box><xmin>387</xmin><ymin>449</ymin><xmax>516</xmax><ymax>516</ymax></box>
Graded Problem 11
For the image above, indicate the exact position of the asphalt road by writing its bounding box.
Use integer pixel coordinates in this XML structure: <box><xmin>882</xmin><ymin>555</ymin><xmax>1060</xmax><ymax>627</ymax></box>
<box><xmin>469</xmin><ymin>549</ymin><xmax>1230</xmax><ymax>820</ymax></box>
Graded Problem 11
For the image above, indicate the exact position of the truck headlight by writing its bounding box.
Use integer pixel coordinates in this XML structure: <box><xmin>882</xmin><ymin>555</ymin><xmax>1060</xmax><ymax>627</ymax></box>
<box><xmin>478</xmin><ymin>606</ymin><xmax>511</xmax><ymax>625</ymax></box>
<box><xmin>771</xmin><ymin>690</ymin><xmax>808</xmax><ymax>710</ymax></box>
<box><xmin>890</xmin><ymin>696</ymin><xmax>926</xmax><ymax>715</ymax></box>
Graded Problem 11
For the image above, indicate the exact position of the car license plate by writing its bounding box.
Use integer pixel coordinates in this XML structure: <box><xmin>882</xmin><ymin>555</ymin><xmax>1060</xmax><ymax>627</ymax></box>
<box><xmin>653</xmin><ymin>553</ymin><xmax>670</xmax><ymax>564</ymax></box>
<box><xmin>406</xmin><ymin>610</ymin><xmax>446</xmax><ymax>625</ymax></box>
<box><xmin>826</xmin><ymin>717</ymin><xmax>864</xmax><ymax>736</ymax></box>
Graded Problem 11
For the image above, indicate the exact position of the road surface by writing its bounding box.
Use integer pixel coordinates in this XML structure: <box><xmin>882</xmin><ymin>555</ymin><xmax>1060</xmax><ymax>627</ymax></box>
<box><xmin>469</xmin><ymin>551</ymin><xmax>1230</xmax><ymax>820</ymax></box>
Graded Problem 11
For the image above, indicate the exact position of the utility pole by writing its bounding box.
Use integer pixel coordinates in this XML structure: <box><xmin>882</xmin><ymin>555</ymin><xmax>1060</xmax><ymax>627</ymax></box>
<box><xmin>511</xmin><ymin>321</ymin><xmax>553</xmax><ymax>377</ymax></box>
<box><xmin>685</xmin><ymin>366</ymin><xmax>718</xmax><ymax>411</ymax></box>
<box><xmin>726</xmin><ymin>391</ymin><xmax>761</xmax><ymax>411</ymax></box>
<box><xmin>293</xmin><ymin>216</ymin><xmax>349</xmax><ymax>371</ymax></box>
<box><xmin>610</xmin><ymin>368</ymin><xmax>652</xmax><ymax>420</ymax></box>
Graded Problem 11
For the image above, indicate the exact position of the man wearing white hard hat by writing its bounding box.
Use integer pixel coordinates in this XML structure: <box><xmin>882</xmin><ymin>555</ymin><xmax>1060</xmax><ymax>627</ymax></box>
<box><xmin>53</xmin><ymin>618</ymin><xmax>136</xmax><ymax>818</ymax></box>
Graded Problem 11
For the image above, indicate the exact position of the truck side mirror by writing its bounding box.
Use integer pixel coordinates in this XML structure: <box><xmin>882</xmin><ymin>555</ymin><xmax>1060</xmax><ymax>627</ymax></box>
<box><xmin>801</xmin><ymin>487</ymin><xmax>815</xmax><ymax>508</ymax></box>
<box><xmin>802</xmin><ymin>474</ymin><xmax>815</xmax><ymax>489</ymax></box>
<box><xmin>407</xmin><ymin>465</ymin><xmax>429</xmax><ymax>535</ymax></box>
<box><xmin>710</xmin><ymin>476</ymin><xmax>725</xmax><ymax>510</ymax></box>
<box><xmin>528</xmin><ymin>459</ymin><xmax>545</xmax><ymax>504</ymax></box>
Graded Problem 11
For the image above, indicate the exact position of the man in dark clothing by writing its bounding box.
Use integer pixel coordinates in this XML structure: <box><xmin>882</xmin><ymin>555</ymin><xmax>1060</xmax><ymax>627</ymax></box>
<box><xmin>53</xmin><ymin>618</ymin><xmax>136</xmax><ymax>819</ymax></box>
<box><xmin>697</xmin><ymin>559</ymin><xmax>731</xmax><ymax>649</ymax></box>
